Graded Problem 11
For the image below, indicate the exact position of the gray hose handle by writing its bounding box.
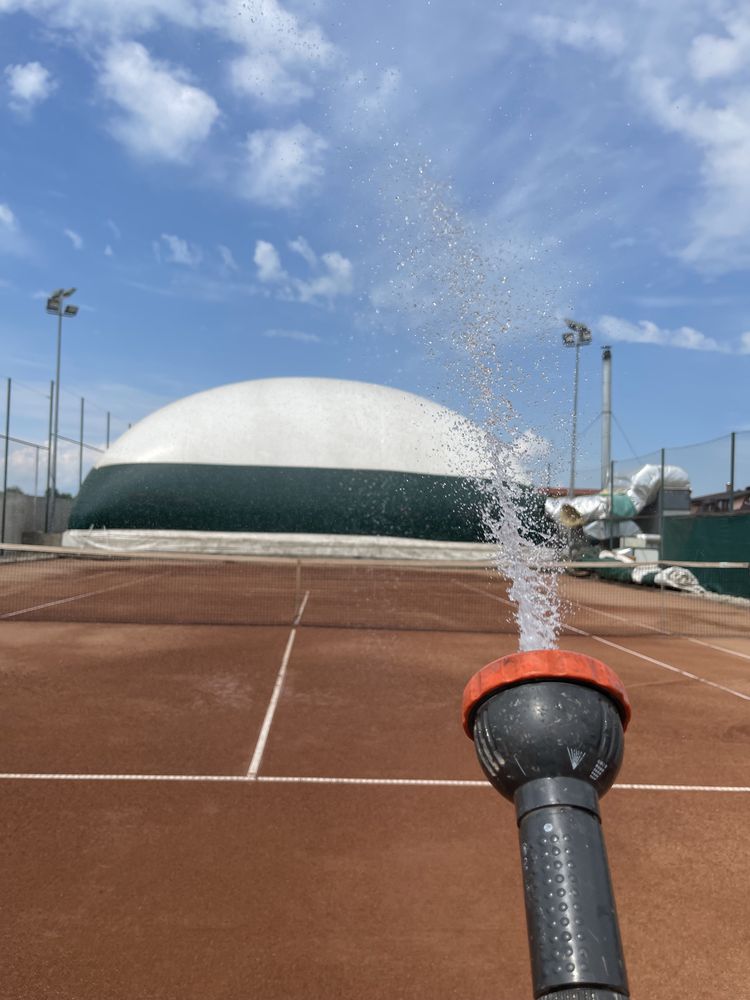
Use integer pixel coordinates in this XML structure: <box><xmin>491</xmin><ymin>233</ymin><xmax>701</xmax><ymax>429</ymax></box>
<box><xmin>465</xmin><ymin>670</ymin><xmax>631</xmax><ymax>999</ymax></box>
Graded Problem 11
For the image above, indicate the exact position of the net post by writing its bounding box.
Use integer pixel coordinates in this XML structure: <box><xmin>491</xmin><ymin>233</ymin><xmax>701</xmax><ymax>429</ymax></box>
<box><xmin>1</xmin><ymin>377</ymin><xmax>10</xmax><ymax>548</ymax></box>
<box><xmin>729</xmin><ymin>432</ymin><xmax>736</xmax><ymax>513</ymax></box>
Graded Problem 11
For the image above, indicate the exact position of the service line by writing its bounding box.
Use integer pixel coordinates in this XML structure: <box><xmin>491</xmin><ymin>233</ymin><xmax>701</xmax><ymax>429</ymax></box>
<box><xmin>246</xmin><ymin>590</ymin><xmax>310</xmax><ymax>778</ymax></box>
<box><xmin>0</xmin><ymin>567</ymin><xmax>170</xmax><ymax>619</ymax></box>
<box><xmin>540</xmin><ymin>587</ymin><xmax>750</xmax><ymax>665</ymax></box>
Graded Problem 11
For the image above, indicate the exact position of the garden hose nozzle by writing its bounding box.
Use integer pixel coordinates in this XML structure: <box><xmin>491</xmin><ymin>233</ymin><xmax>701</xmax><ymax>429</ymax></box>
<box><xmin>462</xmin><ymin>650</ymin><xmax>632</xmax><ymax>1000</ymax></box>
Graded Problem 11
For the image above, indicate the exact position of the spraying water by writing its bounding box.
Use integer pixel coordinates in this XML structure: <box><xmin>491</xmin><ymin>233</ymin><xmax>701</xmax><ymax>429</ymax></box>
<box><xmin>376</xmin><ymin>161</ymin><xmax>566</xmax><ymax>650</ymax></box>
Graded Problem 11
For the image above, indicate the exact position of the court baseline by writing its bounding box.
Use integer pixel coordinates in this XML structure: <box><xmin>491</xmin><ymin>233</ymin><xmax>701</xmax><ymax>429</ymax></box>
<box><xmin>0</xmin><ymin>772</ymin><xmax>748</xmax><ymax>792</ymax></box>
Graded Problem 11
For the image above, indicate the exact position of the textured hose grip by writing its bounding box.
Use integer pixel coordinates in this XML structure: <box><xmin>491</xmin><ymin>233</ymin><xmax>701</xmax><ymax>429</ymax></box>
<box><xmin>541</xmin><ymin>990</ymin><xmax>628</xmax><ymax>999</ymax></box>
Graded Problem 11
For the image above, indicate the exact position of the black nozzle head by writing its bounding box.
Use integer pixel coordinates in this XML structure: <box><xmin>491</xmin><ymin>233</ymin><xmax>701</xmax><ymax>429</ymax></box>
<box><xmin>462</xmin><ymin>651</ymin><xmax>630</xmax><ymax>802</ymax></box>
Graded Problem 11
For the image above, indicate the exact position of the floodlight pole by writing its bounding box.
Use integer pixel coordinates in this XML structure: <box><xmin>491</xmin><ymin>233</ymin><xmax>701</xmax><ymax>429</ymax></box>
<box><xmin>50</xmin><ymin>306</ymin><xmax>62</xmax><ymax>528</ymax></box>
<box><xmin>45</xmin><ymin>288</ymin><xmax>77</xmax><ymax>532</ymax></box>
<box><xmin>563</xmin><ymin>320</ymin><xmax>592</xmax><ymax>500</ymax></box>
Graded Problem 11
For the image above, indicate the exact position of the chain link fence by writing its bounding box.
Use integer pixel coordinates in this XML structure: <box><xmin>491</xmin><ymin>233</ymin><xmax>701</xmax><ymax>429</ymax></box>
<box><xmin>577</xmin><ymin>431</ymin><xmax>749</xmax><ymax>510</ymax></box>
<box><xmin>0</xmin><ymin>376</ymin><xmax>132</xmax><ymax>541</ymax></box>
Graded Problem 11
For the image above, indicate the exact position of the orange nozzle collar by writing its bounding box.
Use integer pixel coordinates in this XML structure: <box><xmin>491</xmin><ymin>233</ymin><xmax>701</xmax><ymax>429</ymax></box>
<box><xmin>462</xmin><ymin>649</ymin><xmax>631</xmax><ymax>739</ymax></box>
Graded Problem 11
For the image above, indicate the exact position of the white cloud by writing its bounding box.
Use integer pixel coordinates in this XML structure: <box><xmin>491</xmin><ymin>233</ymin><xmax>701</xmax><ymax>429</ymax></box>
<box><xmin>739</xmin><ymin>332</ymin><xmax>750</xmax><ymax>355</ymax></box>
<box><xmin>240</xmin><ymin>123</ymin><xmax>327</xmax><ymax>207</ymax></box>
<box><xmin>0</xmin><ymin>203</ymin><xmax>17</xmax><ymax>231</ymax></box>
<box><xmin>64</xmin><ymin>228</ymin><xmax>83</xmax><ymax>250</ymax></box>
<box><xmin>104</xmin><ymin>244</ymin><xmax>114</xmax><ymax>256</ymax></box>
<box><xmin>346</xmin><ymin>66</ymin><xmax>401</xmax><ymax>117</ymax></box>
<box><xmin>215</xmin><ymin>0</ymin><xmax>335</xmax><ymax>69</ymax></box>
<box><xmin>0</xmin><ymin>0</ymin><xmax>336</xmax><ymax>110</ymax></box>
<box><xmin>634</xmin><ymin>69</ymin><xmax>750</xmax><ymax>270</ymax></box>
<box><xmin>0</xmin><ymin>0</ymin><xmax>202</xmax><ymax>39</ymax></box>
<box><xmin>218</xmin><ymin>244</ymin><xmax>238</xmax><ymax>270</ymax></box>
<box><xmin>5</xmin><ymin>61</ymin><xmax>56</xmax><ymax>112</ymax></box>
<box><xmin>288</xmin><ymin>235</ymin><xmax>316</xmax><ymax>267</ymax></box>
<box><xmin>216</xmin><ymin>0</ymin><xmax>336</xmax><ymax>106</ymax></box>
<box><xmin>689</xmin><ymin>14</ymin><xmax>750</xmax><ymax>81</ymax></box>
<box><xmin>296</xmin><ymin>251</ymin><xmax>353</xmax><ymax>303</ymax></box>
<box><xmin>520</xmin><ymin>4</ymin><xmax>750</xmax><ymax>273</ymax></box>
<box><xmin>230</xmin><ymin>53</ymin><xmax>312</xmax><ymax>106</ymax></box>
<box><xmin>506</xmin><ymin>429</ymin><xmax>552</xmax><ymax>484</ymax></box>
<box><xmin>262</xmin><ymin>328</ymin><xmax>322</xmax><ymax>343</ymax></box>
<box><xmin>253</xmin><ymin>237</ymin><xmax>353</xmax><ymax>303</ymax></box>
<box><xmin>528</xmin><ymin>13</ymin><xmax>624</xmax><ymax>56</ymax></box>
<box><xmin>106</xmin><ymin>218</ymin><xmax>121</xmax><ymax>239</ymax></box>
<box><xmin>598</xmin><ymin>314</ymin><xmax>729</xmax><ymax>352</ymax></box>
<box><xmin>254</xmin><ymin>240</ymin><xmax>286</xmax><ymax>282</ymax></box>
<box><xmin>160</xmin><ymin>233</ymin><xmax>201</xmax><ymax>266</ymax></box>
<box><xmin>0</xmin><ymin>200</ymin><xmax>28</xmax><ymax>255</ymax></box>
<box><xmin>99</xmin><ymin>41</ymin><xmax>219</xmax><ymax>162</ymax></box>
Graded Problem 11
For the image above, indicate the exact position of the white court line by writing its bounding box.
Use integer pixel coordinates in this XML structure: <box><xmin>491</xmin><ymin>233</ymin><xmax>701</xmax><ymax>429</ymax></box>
<box><xmin>458</xmin><ymin>581</ymin><xmax>750</xmax><ymax>702</ymax></box>
<box><xmin>685</xmin><ymin>636</ymin><xmax>750</xmax><ymax>662</ymax></box>
<box><xmin>246</xmin><ymin>590</ymin><xmax>310</xmax><ymax>778</ymax></box>
<box><xmin>0</xmin><ymin>772</ymin><xmax>249</xmax><ymax>782</ymax></box>
<box><xmin>541</xmin><ymin>588</ymin><xmax>750</xmax><ymax>665</ymax></box>
<box><xmin>0</xmin><ymin>568</ymin><xmax>169</xmax><ymax>619</ymax></box>
<box><xmin>256</xmin><ymin>775</ymin><xmax>486</xmax><ymax>787</ymax></box>
<box><xmin>0</xmin><ymin>772</ymin><xmax>748</xmax><ymax>792</ymax></box>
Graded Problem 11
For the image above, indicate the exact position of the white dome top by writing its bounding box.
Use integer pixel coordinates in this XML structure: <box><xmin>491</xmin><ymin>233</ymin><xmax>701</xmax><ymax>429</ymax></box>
<box><xmin>100</xmin><ymin>377</ymin><xmax>491</xmax><ymax>477</ymax></box>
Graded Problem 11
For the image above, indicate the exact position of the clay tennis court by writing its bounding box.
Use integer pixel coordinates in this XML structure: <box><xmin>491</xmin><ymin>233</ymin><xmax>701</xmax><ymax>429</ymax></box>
<box><xmin>1</xmin><ymin>552</ymin><xmax>749</xmax><ymax>999</ymax></box>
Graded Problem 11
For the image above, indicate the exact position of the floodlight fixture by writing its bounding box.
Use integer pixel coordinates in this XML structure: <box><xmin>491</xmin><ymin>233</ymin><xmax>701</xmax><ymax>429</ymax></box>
<box><xmin>64</xmin><ymin>305</ymin><xmax>78</xmax><ymax>317</ymax></box>
<box><xmin>63</xmin><ymin>287</ymin><xmax>76</xmax><ymax>297</ymax></box>
<box><xmin>562</xmin><ymin>318</ymin><xmax>592</xmax><ymax>501</ymax></box>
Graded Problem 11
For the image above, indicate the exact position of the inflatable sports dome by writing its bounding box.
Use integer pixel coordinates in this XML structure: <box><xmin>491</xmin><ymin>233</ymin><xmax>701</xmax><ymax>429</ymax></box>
<box><xmin>65</xmin><ymin>377</ymin><xmax>497</xmax><ymax>556</ymax></box>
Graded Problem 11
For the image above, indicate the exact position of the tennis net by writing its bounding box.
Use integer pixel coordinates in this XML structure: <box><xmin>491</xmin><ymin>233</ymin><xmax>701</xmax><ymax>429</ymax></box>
<box><xmin>0</xmin><ymin>544</ymin><xmax>748</xmax><ymax>637</ymax></box>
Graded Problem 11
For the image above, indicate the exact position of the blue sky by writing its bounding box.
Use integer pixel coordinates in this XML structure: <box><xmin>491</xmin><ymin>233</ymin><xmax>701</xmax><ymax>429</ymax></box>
<box><xmin>0</xmin><ymin>0</ymin><xmax>748</xmax><ymax>494</ymax></box>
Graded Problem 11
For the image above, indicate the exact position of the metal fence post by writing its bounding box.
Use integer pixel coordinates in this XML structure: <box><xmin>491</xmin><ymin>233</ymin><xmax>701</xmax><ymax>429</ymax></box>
<box><xmin>729</xmin><ymin>431</ymin><xmax>736</xmax><ymax>513</ymax></box>
<box><xmin>659</xmin><ymin>447</ymin><xmax>666</xmax><ymax>633</ymax></box>
<box><xmin>45</xmin><ymin>379</ymin><xmax>54</xmax><ymax>533</ymax></box>
<box><xmin>33</xmin><ymin>444</ymin><xmax>40</xmax><ymax>528</ymax></box>
<box><xmin>79</xmin><ymin>397</ymin><xmax>85</xmax><ymax>489</ymax></box>
<box><xmin>609</xmin><ymin>459</ymin><xmax>615</xmax><ymax>549</ymax></box>
<box><xmin>1</xmin><ymin>378</ymin><xmax>10</xmax><ymax>546</ymax></box>
<box><xmin>106</xmin><ymin>411</ymin><xmax>111</xmax><ymax>449</ymax></box>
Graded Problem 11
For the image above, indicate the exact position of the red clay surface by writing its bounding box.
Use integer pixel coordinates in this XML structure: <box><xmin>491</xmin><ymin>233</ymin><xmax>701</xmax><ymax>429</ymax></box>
<box><xmin>1</xmin><ymin>581</ymin><xmax>749</xmax><ymax>999</ymax></box>
<box><xmin>2</xmin><ymin>553</ymin><xmax>749</xmax><ymax>636</ymax></box>
<box><xmin>0</xmin><ymin>622</ymin><xmax>287</xmax><ymax>774</ymax></box>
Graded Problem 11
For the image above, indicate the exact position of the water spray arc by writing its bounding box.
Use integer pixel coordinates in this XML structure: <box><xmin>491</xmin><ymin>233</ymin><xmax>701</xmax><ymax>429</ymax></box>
<box><xmin>463</xmin><ymin>650</ymin><xmax>631</xmax><ymax>999</ymax></box>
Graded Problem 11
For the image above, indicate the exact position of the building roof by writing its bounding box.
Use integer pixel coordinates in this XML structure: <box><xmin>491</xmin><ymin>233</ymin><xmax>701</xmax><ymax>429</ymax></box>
<box><xmin>98</xmin><ymin>377</ymin><xmax>492</xmax><ymax>478</ymax></box>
